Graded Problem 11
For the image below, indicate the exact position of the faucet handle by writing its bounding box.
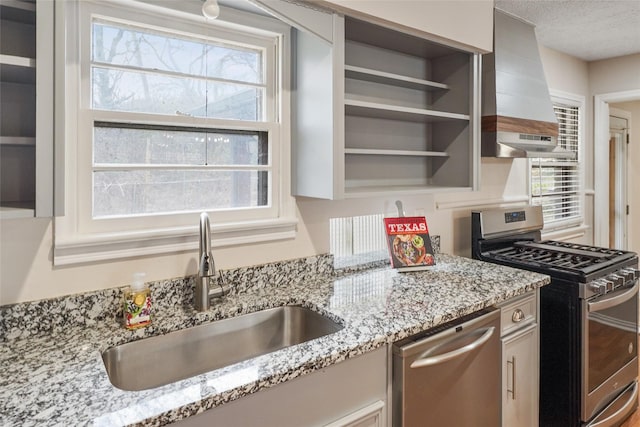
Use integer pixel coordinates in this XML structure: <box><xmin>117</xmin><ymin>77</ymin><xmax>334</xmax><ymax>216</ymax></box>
<box><xmin>199</xmin><ymin>252</ymin><xmax>213</xmax><ymax>277</ymax></box>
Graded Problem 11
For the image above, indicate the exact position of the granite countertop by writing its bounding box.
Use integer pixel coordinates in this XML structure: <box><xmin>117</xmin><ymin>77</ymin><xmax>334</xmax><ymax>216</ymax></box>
<box><xmin>0</xmin><ymin>254</ymin><xmax>550</xmax><ymax>426</ymax></box>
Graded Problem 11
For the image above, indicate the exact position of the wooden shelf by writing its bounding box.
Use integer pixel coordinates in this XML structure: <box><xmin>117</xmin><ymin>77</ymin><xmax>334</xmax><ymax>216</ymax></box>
<box><xmin>1</xmin><ymin>0</ymin><xmax>36</xmax><ymax>13</ymax></box>
<box><xmin>0</xmin><ymin>0</ymin><xmax>52</xmax><ymax>218</ymax></box>
<box><xmin>345</xmin><ymin>99</ymin><xmax>470</xmax><ymax>123</ymax></box>
<box><xmin>0</xmin><ymin>54</ymin><xmax>36</xmax><ymax>84</ymax></box>
<box><xmin>0</xmin><ymin>1</ymin><xmax>36</xmax><ymax>24</ymax></box>
<box><xmin>292</xmin><ymin>13</ymin><xmax>478</xmax><ymax>200</ymax></box>
<box><xmin>0</xmin><ymin>136</ymin><xmax>35</xmax><ymax>146</ymax></box>
<box><xmin>345</xmin><ymin>65</ymin><xmax>449</xmax><ymax>91</ymax></box>
<box><xmin>0</xmin><ymin>54</ymin><xmax>35</xmax><ymax>68</ymax></box>
<box><xmin>345</xmin><ymin>17</ymin><xmax>456</xmax><ymax>60</ymax></box>
<box><xmin>0</xmin><ymin>202</ymin><xmax>35</xmax><ymax>219</ymax></box>
<box><xmin>344</xmin><ymin>184</ymin><xmax>472</xmax><ymax>199</ymax></box>
<box><xmin>344</xmin><ymin>148</ymin><xmax>449</xmax><ymax>157</ymax></box>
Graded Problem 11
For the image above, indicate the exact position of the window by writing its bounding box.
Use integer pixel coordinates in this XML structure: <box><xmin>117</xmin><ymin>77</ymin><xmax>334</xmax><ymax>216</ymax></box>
<box><xmin>530</xmin><ymin>93</ymin><xmax>584</xmax><ymax>229</ymax></box>
<box><xmin>55</xmin><ymin>1</ymin><xmax>295</xmax><ymax>265</ymax></box>
<box><xmin>93</xmin><ymin>124</ymin><xmax>269</xmax><ymax>218</ymax></box>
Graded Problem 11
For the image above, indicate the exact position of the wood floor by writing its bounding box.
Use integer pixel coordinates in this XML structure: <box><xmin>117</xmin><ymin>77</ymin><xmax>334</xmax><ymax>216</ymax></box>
<box><xmin>622</xmin><ymin>378</ymin><xmax>640</xmax><ymax>427</ymax></box>
<box><xmin>623</xmin><ymin>405</ymin><xmax>640</xmax><ymax>427</ymax></box>
<box><xmin>621</xmin><ymin>337</ymin><xmax>640</xmax><ymax>427</ymax></box>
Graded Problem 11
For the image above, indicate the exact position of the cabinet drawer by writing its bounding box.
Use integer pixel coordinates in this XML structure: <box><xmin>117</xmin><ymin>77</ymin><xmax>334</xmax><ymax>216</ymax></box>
<box><xmin>500</xmin><ymin>292</ymin><xmax>536</xmax><ymax>336</ymax></box>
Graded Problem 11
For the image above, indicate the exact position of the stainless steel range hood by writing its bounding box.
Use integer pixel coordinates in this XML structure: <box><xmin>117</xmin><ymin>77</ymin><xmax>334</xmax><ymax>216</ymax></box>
<box><xmin>482</xmin><ymin>10</ymin><xmax>576</xmax><ymax>159</ymax></box>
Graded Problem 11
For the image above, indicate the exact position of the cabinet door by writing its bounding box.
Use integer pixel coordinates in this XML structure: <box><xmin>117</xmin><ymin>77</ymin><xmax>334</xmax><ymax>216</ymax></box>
<box><xmin>35</xmin><ymin>0</ymin><xmax>56</xmax><ymax>217</ymax></box>
<box><xmin>324</xmin><ymin>400</ymin><xmax>385</xmax><ymax>427</ymax></box>
<box><xmin>0</xmin><ymin>0</ymin><xmax>56</xmax><ymax>218</ymax></box>
<box><xmin>502</xmin><ymin>323</ymin><xmax>538</xmax><ymax>427</ymax></box>
<box><xmin>173</xmin><ymin>347</ymin><xmax>387</xmax><ymax>427</ymax></box>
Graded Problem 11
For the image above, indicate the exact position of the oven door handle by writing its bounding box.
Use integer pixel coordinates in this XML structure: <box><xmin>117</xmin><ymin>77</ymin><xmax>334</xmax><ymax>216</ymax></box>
<box><xmin>588</xmin><ymin>281</ymin><xmax>638</xmax><ymax>313</ymax></box>
<box><xmin>586</xmin><ymin>382</ymin><xmax>638</xmax><ymax>427</ymax></box>
<box><xmin>410</xmin><ymin>327</ymin><xmax>495</xmax><ymax>368</ymax></box>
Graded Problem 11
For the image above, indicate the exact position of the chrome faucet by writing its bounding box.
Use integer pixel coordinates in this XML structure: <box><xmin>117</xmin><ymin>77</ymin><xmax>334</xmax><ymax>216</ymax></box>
<box><xmin>195</xmin><ymin>212</ymin><xmax>229</xmax><ymax>311</ymax></box>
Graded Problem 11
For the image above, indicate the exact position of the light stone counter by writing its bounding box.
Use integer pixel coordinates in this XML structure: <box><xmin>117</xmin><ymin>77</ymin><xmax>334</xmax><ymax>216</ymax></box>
<box><xmin>0</xmin><ymin>253</ymin><xmax>550</xmax><ymax>426</ymax></box>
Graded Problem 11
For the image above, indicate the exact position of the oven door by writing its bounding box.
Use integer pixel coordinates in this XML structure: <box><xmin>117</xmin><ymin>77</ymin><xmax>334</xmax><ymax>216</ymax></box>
<box><xmin>582</xmin><ymin>280</ymin><xmax>639</xmax><ymax>423</ymax></box>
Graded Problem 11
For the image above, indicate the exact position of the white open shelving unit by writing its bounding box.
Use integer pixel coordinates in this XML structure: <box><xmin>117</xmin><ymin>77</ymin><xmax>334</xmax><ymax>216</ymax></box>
<box><xmin>1</xmin><ymin>0</ymin><xmax>36</xmax><ymax>218</ymax></box>
<box><xmin>0</xmin><ymin>49</ymin><xmax>36</xmax><ymax>150</ymax></box>
<box><xmin>293</xmin><ymin>14</ymin><xmax>480</xmax><ymax>200</ymax></box>
<box><xmin>0</xmin><ymin>0</ymin><xmax>54</xmax><ymax>219</ymax></box>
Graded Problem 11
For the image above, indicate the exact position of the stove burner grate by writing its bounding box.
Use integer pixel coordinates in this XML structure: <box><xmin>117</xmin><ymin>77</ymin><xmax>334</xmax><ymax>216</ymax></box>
<box><xmin>484</xmin><ymin>240</ymin><xmax>631</xmax><ymax>273</ymax></box>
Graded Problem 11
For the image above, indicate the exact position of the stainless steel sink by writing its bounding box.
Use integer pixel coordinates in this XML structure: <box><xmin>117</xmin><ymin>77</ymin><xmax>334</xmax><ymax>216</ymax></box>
<box><xmin>102</xmin><ymin>305</ymin><xmax>343</xmax><ymax>391</ymax></box>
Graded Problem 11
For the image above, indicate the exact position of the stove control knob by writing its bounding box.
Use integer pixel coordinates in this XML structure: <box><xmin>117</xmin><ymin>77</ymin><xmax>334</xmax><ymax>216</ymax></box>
<box><xmin>603</xmin><ymin>278</ymin><xmax>616</xmax><ymax>292</ymax></box>
<box><xmin>624</xmin><ymin>268</ymin><xmax>640</xmax><ymax>280</ymax></box>
<box><xmin>619</xmin><ymin>268</ymin><xmax>639</xmax><ymax>282</ymax></box>
<box><xmin>616</xmin><ymin>270</ymin><xmax>631</xmax><ymax>281</ymax></box>
<box><xmin>589</xmin><ymin>280</ymin><xmax>608</xmax><ymax>295</ymax></box>
<box><xmin>608</xmin><ymin>274</ymin><xmax>624</xmax><ymax>289</ymax></box>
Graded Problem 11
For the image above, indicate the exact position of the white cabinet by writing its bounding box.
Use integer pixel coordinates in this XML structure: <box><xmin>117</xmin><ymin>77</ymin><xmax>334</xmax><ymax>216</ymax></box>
<box><xmin>293</xmin><ymin>13</ymin><xmax>480</xmax><ymax>199</ymax></box>
<box><xmin>324</xmin><ymin>400</ymin><xmax>385</xmax><ymax>427</ymax></box>
<box><xmin>0</xmin><ymin>0</ymin><xmax>54</xmax><ymax>218</ymax></box>
<box><xmin>500</xmin><ymin>292</ymin><xmax>539</xmax><ymax>427</ymax></box>
<box><xmin>174</xmin><ymin>346</ymin><xmax>388</xmax><ymax>427</ymax></box>
<box><xmin>316</xmin><ymin>0</ymin><xmax>494</xmax><ymax>53</ymax></box>
<box><xmin>503</xmin><ymin>323</ymin><xmax>538</xmax><ymax>427</ymax></box>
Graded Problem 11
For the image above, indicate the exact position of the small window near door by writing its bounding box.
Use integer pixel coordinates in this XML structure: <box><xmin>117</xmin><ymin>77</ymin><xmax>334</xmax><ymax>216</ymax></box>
<box><xmin>530</xmin><ymin>96</ymin><xmax>583</xmax><ymax>229</ymax></box>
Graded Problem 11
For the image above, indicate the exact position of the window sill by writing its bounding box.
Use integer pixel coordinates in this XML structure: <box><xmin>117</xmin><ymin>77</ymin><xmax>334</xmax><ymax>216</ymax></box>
<box><xmin>53</xmin><ymin>217</ymin><xmax>298</xmax><ymax>266</ymax></box>
<box><xmin>541</xmin><ymin>223</ymin><xmax>589</xmax><ymax>242</ymax></box>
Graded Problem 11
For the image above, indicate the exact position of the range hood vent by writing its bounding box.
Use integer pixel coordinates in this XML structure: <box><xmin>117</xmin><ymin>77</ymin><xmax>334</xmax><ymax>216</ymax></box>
<box><xmin>481</xmin><ymin>10</ymin><xmax>576</xmax><ymax>160</ymax></box>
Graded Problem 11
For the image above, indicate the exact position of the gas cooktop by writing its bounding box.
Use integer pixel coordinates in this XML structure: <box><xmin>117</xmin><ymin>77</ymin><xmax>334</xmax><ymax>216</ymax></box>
<box><xmin>483</xmin><ymin>240</ymin><xmax>636</xmax><ymax>278</ymax></box>
<box><xmin>471</xmin><ymin>206</ymin><xmax>638</xmax><ymax>281</ymax></box>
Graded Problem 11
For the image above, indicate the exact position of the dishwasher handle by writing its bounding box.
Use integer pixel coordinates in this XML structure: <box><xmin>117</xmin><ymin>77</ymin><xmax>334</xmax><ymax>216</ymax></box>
<box><xmin>410</xmin><ymin>326</ymin><xmax>496</xmax><ymax>368</ymax></box>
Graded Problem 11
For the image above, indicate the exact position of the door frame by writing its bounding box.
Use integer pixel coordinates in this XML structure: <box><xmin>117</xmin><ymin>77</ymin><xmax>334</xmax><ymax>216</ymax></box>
<box><xmin>594</xmin><ymin>90</ymin><xmax>640</xmax><ymax>247</ymax></box>
<box><xmin>608</xmin><ymin>108</ymin><xmax>630</xmax><ymax>249</ymax></box>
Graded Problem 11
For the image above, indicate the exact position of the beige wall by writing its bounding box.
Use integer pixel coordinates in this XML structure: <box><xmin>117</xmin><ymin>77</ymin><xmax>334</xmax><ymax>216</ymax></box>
<box><xmin>0</xmin><ymin>46</ymin><xmax>598</xmax><ymax>306</ymax></box>
<box><xmin>590</xmin><ymin>54</ymin><xmax>640</xmax><ymax>95</ymax></box>
<box><xmin>0</xmin><ymin>162</ymin><xmax>531</xmax><ymax>305</ymax></box>
<box><xmin>539</xmin><ymin>45</ymin><xmax>590</xmax><ymax>99</ymax></box>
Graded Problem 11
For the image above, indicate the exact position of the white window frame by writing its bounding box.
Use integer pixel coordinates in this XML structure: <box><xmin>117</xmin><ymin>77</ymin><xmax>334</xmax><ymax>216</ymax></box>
<box><xmin>54</xmin><ymin>0</ymin><xmax>296</xmax><ymax>265</ymax></box>
<box><xmin>529</xmin><ymin>90</ymin><xmax>586</xmax><ymax>234</ymax></box>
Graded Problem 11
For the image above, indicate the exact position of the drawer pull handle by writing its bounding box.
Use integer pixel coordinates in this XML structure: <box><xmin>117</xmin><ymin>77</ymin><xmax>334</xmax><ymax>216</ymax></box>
<box><xmin>507</xmin><ymin>356</ymin><xmax>516</xmax><ymax>400</ymax></box>
<box><xmin>512</xmin><ymin>309</ymin><xmax>525</xmax><ymax>323</ymax></box>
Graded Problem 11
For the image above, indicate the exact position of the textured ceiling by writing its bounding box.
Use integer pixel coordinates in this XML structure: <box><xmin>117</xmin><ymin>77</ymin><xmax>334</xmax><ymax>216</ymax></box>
<box><xmin>221</xmin><ymin>0</ymin><xmax>639</xmax><ymax>61</ymax></box>
<box><xmin>495</xmin><ymin>0</ymin><xmax>640</xmax><ymax>62</ymax></box>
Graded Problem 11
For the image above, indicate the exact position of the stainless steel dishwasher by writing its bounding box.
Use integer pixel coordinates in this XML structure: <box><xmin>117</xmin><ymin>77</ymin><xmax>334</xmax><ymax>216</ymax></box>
<box><xmin>392</xmin><ymin>308</ymin><xmax>501</xmax><ymax>427</ymax></box>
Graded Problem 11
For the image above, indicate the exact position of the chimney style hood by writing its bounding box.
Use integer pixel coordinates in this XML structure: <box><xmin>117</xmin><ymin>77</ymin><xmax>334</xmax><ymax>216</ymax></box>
<box><xmin>481</xmin><ymin>10</ymin><xmax>576</xmax><ymax>159</ymax></box>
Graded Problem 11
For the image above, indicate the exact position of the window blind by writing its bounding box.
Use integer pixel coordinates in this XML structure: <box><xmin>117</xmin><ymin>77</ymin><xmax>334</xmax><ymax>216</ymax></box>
<box><xmin>531</xmin><ymin>103</ymin><xmax>581</xmax><ymax>226</ymax></box>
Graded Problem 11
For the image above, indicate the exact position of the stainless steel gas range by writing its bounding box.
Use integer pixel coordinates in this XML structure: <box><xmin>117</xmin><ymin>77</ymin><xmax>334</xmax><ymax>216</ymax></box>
<box><xmin>472</xmin><ymin>205</ymin><xmax>639</xmax><ymax>427</ymax></box>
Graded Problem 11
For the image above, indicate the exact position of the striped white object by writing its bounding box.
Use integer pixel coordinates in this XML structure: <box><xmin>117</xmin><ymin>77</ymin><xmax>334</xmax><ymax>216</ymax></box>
<box><xmin>531</xmin><ymin>102</ymin><xmax>581</xmax><ymax>226</ymax></box>
<box><xmin>330</xmin><ymin>214</ymin><xmax>388</xmax><ymax>268</ymax></box>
